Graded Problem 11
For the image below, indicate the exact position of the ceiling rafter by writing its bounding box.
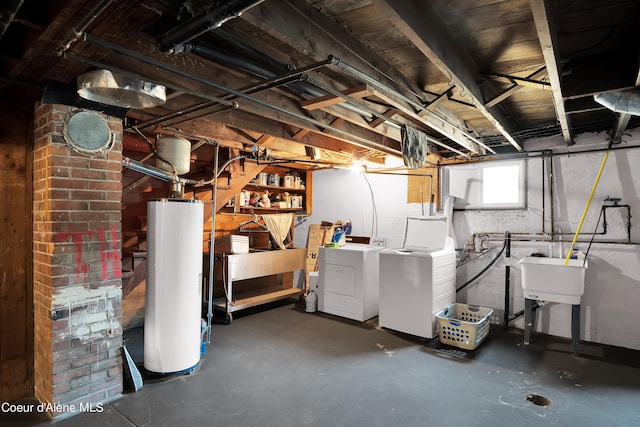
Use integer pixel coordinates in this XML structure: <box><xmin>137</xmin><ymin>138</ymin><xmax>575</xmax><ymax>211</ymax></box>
<box><xmin>82</xmin><ymin>33</ymin><xmax>402</xmax><ymax>157</ymax></box>
<box><xmin>530</xmin><ymin>0</ymin><xmax>572</xmax><ymax>144</ymax></box>
<box><xmin>242</xmin><ymin>0</ymin><xmax>483</xmax><ymax>155</ymax></box>
<box><xmin>375</xmin><ymin>0</ymin><xmax>522</xmax><ymax>152</ymax></box>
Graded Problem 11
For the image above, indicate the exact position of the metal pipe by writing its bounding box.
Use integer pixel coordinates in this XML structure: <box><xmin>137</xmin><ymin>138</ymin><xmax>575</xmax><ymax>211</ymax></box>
<box><xmin>503</xmin><ymin>231</ymin><xmax>511</xmax><ymax>328</ymax></box>
<box><xmin>549</xmin><ymin>154</ymin><xmax>555</xmax><ymax>240</ymax></box>
<box><xmin>329</xmin><ymin>55</ymin><xmax>493</xmax><ymax>154</ymax></box>
<box><xmin>564</xmin><ymin>149</ymin><xmax>611</xmax><ymax>264</ymax></box>
<box><xmin>158</xmin><ymin>0</ymin><xmax>266</xmax><ymax>51</ymax></box>
<box><xmin>509</xmin><ymin>302</ymin><xmax>542</xmax><ymax>322</ymax></box>
<box><xmin>56</xmin><ymin>0</ymin><xmax>114</xmax><ymax>55</ymax></box>
<box><xmin>153</xmin><ymin>50</ymin><xmax>334</xmax><ymax>128</ymax></box>
<box><xmin>84</xmin><ymin>34</ymin><xmax>401</xmax><ymax>156</ymax></box>
<box><xmin>131</xmin><ymin>127</ymin><xmax>179</xmax><ymax>180</ymax></box>
<box><xmin>478</xmin><ymin>236</ymin><xmax>638</xmax><ymax>245</ymax></box>
<box><xmin>138</xmin><ymin>74</ymin><xmax>307</xmax><ymax>130</ymax></box>
<box><xmin>188</xmin><ymin>43</ymin><xmax>472</xmax><ymax>158</ymax></box>
<box><xmin>207</xmin><ymin>143</ymin><xmax>220</xmax><ymax>343</ymax></box>
<box><xmin>184</xmin><ymin>42</ymin><xmax>390</xmax><ymax>124</ymax></box>
<box><xmin>122</xmin><ymin>156</ymin><xmax>177</xmax><ymax>183</ymax></box>
<box><xmin>363</xmin><ymin>169</ymin><xmax>434</xmax><ymax>214</ymax></box>
<box><xmin>541</xmin><ymin>156</ymin><xmax>546</xmax><ymax>234</ymax></box>
<box><xmin>440</xmin><ymin>141</ymin><xmax>640</xmax><ymax>167</ymax></box>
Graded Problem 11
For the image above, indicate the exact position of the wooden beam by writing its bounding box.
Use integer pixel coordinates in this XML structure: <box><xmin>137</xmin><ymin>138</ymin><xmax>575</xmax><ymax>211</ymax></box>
<box><xmin>292</xmin><ymin>128</ymin><xmax>311</xmax><ymax>139</ymax></box>
<box><xmin>369</xmin><ymin>108</ymin><xmax>399</xmax><ymax>128</ymax></box>
<box><xmin>316</xmin><ymin>103</ymin><xmax>402</xmax><ymax>142</ymax></box>
<box><xmin>243</xmin><ymin>0</ymin><xmax>425</xmax><ymax>103</ymax></box>
<box><xmin>376</xmin><ymin>0</ymin><xmax>522</xmax><ymax>151</ymax></box>
<box><xmin>301</xmin><ymin>84</ymin><xmax>372</xmax><ymax>110</ymax></box>
<box><xmin>368</xmin><ymin>87</ymin><xmax>473</xmax><ymax>157</ymax></box>
<box><xmin>530</xmin><ymin>0</ymin><xmax>572</xmax><ymax>143</ymax></box>
<box><xmin>242</xmin><ymin>0</ymin><xmax>477</xmax><ymax>154</ymax></box>
<box><xmin>98</xmin><ymin>34</ymin><xmax>400</xmax><ymax>157</ymax></box>
<box><xmin>486</xmin><ymin>67</ymin><xmax>547</xmax><ymax>108</ymax></box>
<box><xmin>426</xmin><ymin>88</ymin><xmax>453</xmax><ymax>111</ymax></box>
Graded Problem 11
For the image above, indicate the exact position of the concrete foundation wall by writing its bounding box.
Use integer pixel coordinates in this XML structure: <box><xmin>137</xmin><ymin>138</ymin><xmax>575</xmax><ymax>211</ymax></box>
<box><xmin>296</xmin><ymin>129</ymin><xmax>640</xmax><ymax>351</ymax></box>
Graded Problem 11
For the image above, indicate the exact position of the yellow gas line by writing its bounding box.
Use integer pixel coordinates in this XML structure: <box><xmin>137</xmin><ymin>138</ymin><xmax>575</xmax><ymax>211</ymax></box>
<box><xmin>564</xmin><ymin>150</ymin><xmax>610</xmax><ymax>265</ymax></box>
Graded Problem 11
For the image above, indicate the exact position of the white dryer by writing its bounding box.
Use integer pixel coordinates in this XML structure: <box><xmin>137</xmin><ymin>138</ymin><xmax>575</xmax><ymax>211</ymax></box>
<box><xmin>317</xmin><ymin>243</ymin><xmax>382</xmax><ymax>322</ymax></box>
<box><xmin>378</xmin><ymin>217</ymin><xmax>456</xmax><ymax>339</ymax></box>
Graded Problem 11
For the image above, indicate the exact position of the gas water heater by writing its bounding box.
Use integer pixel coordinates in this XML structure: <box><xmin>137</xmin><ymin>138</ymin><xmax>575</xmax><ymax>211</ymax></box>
<box><xmin>144</xmin><ymin>198</ymin><xmax>204</xmax><ymax>374</ymax></box>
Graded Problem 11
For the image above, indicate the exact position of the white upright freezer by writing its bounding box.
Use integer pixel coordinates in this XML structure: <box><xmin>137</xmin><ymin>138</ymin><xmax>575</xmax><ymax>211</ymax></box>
<box><xmin>317</xmin><ymin>243</ymin><xmax>382</xmax><ymax>322</ymax></box>
<box><xmin>378</xmin><ymin>217</ymin><xmax>456</xmax><ymax>339</ymax></box>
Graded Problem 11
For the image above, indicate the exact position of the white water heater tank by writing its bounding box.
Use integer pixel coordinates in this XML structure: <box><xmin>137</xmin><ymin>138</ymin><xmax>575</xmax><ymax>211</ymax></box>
<box><xmin>145</xmin><ymin>199</ymin><xmax>204</xmax><ymax>374</ymax></box>
<box><xmin>155</xmin><ymin>135</ymin><xmax>191</xmax><ymax>175</ymax></box>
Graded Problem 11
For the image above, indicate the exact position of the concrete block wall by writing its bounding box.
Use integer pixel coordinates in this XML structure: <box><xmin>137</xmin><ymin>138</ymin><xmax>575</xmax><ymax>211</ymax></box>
<box><xmin>33</xmin><ymin>103</ymin><xmax>123</xmax><ymax>417</ymax></box>
<box><xmin>296</xmin><ymin>130</ymin><xmax>640</xmax><ymax>351</ymax></box>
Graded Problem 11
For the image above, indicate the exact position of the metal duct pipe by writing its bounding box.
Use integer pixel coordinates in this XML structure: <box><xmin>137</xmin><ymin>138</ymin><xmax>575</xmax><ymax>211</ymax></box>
<box><xmin>65</xmin><ymin>53</ymin><xmax>238</xmax><ymax>110</ymax></box>
<box><xmin>158</xmin><ymin>0</ymin><xmax>266</xmax><ymax>52</ymax></box>
<box><xmin>594</xmin><ymin>88</ymin><xmax>640</xmax><ymax>115</ymax></box>
<box><xmin>122</xmin><ymin>156</ymin><xmax>179</xmax><ymax>182</ymax></box>
<box><xmin>84</xmin><ymin>34</ymin><xmax>401</xmax><ymax>156</ymax></box>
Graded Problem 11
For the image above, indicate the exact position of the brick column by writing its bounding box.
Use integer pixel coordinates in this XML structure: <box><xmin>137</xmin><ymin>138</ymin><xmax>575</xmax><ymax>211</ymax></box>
<box><xmin>33</xmin><ymin>103</ymin><xmax>123</xmax><ymax>418</ymax></box>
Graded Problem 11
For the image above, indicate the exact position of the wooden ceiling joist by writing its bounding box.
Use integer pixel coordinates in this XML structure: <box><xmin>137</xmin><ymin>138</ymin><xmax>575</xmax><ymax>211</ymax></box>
<box><xmin>369</xmin><ymin>108</ymin><xmax>400</xmax><ymax>128</ymax></box>
<box><xmin>376</xmin><ymin>0</ymin><xmax>522</xmax><ymax>151</ymax></box>
<box><xmin>243</xmin><ymin>0</ymin><xmax>479</xmax><ymax>155</ymax></box>
<box><xmin>530</xmin><ymin>0</ymin><xmax>572</xmax><ymax>143</ymax></box>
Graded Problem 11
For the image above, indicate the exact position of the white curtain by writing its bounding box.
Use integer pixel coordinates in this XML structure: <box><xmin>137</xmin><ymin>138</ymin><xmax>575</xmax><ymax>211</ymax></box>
<box><xmin>262</xmin><ymin>213</ymin><xmax>294</xmax><ymax>249</ymax></box>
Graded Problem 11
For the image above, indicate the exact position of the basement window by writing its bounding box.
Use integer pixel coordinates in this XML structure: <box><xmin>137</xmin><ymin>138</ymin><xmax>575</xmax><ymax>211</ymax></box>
<box><xmin>441</xmin><ymin>160</ymin><xmax>526</xmax><ymax>209</ymax></box>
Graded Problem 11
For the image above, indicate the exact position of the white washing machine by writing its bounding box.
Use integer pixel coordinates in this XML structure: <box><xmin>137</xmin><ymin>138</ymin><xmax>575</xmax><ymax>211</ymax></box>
<box><xmin>317</xmin><ymin>243</ymin><xmax>382</xmax><ymax>321</ymax></box>
<box><xmin>378</xmin><ymin>217</ymin><xmax>456</xmax><ymax>339</ymax></box>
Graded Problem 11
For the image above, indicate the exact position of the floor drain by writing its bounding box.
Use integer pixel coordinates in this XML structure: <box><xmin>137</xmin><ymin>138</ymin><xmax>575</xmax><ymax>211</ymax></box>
<box><xmin>525</xmin><ymin>394</ymin><xmax>552</xmax><ymax>407</ymax></box>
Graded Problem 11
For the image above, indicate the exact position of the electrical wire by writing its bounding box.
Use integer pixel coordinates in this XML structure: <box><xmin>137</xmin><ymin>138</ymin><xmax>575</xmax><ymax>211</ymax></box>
<box><xmin>361</xmin><ymin>171</ymin><xmax>378</xmax><ymax>238</ymax></box>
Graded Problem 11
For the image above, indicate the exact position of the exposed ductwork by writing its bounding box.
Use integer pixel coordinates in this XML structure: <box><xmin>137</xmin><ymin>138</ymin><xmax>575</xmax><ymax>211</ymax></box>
<box><xmin>594</xmin><ymin>87</ymin><xmax>640</xmax><ymax>116</ymax></box>
<box><xmin>77</xmin><ymin>69</ymin><xmax>166</xmax><ymax>109</ymax></box>
<box><xmin>158</xmin><ymin>0</ymin><xmax>266</xmax><ymax>52</ymax></box>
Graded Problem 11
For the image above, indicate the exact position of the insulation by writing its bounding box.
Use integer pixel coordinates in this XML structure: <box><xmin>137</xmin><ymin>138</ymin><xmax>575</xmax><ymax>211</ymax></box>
<box><xmin>401</xmin><ymin>125</ymin><xmax>430</xmax><ymax>168</ymax></box>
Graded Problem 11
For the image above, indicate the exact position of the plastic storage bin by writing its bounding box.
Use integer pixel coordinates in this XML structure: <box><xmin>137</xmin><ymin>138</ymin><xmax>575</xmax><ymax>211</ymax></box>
<box><xmin>435</xmin><ymin>303</ymin><xmax>494</xmax><ymax>350</ymax></box>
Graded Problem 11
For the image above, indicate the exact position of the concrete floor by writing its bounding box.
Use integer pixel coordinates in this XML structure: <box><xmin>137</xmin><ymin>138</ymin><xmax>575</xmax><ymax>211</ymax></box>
<box><xmin>4</xmin><ymin>300</ymin><xmax>640</xmax><ymax>426</ymax></box>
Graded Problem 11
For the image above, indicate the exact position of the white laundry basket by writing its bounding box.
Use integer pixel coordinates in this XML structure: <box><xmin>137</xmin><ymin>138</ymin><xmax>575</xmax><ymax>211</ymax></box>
<box><xmin>436</xmin><ymin>303</ymin><xmax>494</xmax><ymax>350</ymax></box>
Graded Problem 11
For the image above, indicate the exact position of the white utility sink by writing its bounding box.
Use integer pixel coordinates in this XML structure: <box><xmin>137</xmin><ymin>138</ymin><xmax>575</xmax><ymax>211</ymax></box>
<box><xmin>519</xmin><ymin>256</ymin><xmax>588</xmax><ymax>304</ymax></box>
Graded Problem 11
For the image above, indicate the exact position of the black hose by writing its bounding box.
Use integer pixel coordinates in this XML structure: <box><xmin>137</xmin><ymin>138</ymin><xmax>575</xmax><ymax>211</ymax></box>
<box><xmin>456</xmin><ymin>235</ymin><xmax>507</xmax><ymax>293</ymax></box>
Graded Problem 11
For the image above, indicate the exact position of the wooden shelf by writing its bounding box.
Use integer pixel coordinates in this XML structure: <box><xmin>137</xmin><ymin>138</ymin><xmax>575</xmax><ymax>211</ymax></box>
<box><xmin>219</xmin><ymin>206</ymin><xmax>305</xmax><ymax>214</ymax></box>
<box><xmin>213</xmin><ymin>286</ymin><xmax>302</xmax><ymax>312</ymax></box>
<box><xmin>244</xmin><ymin>183</ymin><xmax>305</xmax><ymax>193</ymax></box>
<box><xmin>238</xmin><ymin>206</ymin><xmax>301</xmax><ymax>212</ymax></box>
